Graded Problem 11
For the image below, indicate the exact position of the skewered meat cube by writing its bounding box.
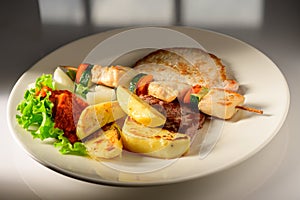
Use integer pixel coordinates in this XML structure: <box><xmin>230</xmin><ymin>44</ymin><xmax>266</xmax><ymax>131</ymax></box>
<box><xmin>197</xmin><ymin>88</ymin><xmax>245</xmax><ymax>119</ymax></box>
<box><xmin>91</xmin><ymin>65</ymin><xmax>131</xmax><ymax>87</ymax></box>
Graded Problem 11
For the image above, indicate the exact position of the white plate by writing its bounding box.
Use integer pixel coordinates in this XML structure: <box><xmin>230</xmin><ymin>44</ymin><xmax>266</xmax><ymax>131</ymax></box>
<box><xmin>7</xmin><ymin>27</ymin><xmax>290</xmax><ymax>186</ymax></box>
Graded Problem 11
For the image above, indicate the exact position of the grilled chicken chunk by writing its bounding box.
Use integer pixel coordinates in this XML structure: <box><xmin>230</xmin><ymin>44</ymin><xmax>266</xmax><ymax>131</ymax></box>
<box><xmin>198</xmin><ymin>88</ymin><xmax>245</xmax><ymax>119</ymax></box>
<box><xmin>147</xmin><ymin>81</ymin><xmax>191</xmax><ymax>102</ymax></box>
<box><xmin>91</xmin><ymin>65</ymin><xmax>131</xmax><ymax>87</ymax></box>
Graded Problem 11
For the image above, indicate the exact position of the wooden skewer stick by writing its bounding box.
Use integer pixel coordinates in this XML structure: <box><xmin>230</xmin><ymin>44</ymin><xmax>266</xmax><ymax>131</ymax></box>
<box><xmin>236</xmin><ymin>105</ymin><xmax>263</xmax><ymax>114</ymax></box>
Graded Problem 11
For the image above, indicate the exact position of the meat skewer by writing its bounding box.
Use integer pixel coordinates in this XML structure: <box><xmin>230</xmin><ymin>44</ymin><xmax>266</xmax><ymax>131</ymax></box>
<box><xmin>195</xmin><ymin>87</ymin><xmax>263</xmax><ymax>119</ymax></box>
<box><xmin>64</xmin><ymin>60</ymin><xmax>263</xmax><ymax>120</ymax></box>
<box><xmin>131</xmin><ymin>48</ymin><xmax>263</xmax><ymax>119</ymax></box>
<box><xmin>61</xmin><ymin>64</ymin><xmax>133</xmax><ymax>88</ymax></box>
<box><xmin>146</xmin><ymin>82</ymin><xmax>263</xmax><ymax>120</ymax></box>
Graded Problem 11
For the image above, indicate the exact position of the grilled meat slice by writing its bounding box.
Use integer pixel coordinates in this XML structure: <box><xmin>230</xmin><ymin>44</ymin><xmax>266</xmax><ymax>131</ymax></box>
<box><xmin>134</xmin><ymin>48</ymin><xmax>239</xmax><ymax>91</ymax></box>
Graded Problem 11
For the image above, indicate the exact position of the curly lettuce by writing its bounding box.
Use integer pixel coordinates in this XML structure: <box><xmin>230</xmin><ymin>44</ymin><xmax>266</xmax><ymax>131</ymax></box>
<box><xmin>16</xmin><ymin>74</ymin><xmax>87</xmax><ymax>156</ymax></box>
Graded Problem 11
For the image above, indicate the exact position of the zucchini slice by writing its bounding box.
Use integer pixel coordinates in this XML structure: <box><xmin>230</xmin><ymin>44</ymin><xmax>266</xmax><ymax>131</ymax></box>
<box><xmin>75</xmin><ymin>63</ymin><xmax>94</xmax><ymax>87</ymax></box>
<box><xmin>190</xmin><ymin>87</ymin><xmax>209</xmax><ymax>107</ymax></box>
<box><xmin>128</xmin><ymin>73</ymin><xmax>153</xmax><ymax>94</ymax></box>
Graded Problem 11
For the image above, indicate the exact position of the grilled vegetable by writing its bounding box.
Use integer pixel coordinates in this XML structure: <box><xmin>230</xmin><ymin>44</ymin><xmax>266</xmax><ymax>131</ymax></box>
<box><xmin>189</xmin><ymin>87</ymin><xmax>209</xmax><ymax>107</ymax></box>
<box><xmin>129</xmin><ymin>73</ymin><xmax>153</xmax><ymax>95</ymax></box>
<box><xmin>53</xmin><ymin>67</ymin><xmax>75</xmax><ymax>92</ymax></box>
<box><xmin>116</xmin><ymin>86</ymin><xmax>166</xmax><ymax>127</ymax></box>
<box><xmin>129</xmin><ymin>73</ymin><xmax>146</xmax><ymax>92</ymax></box>
<box><xmin>84</xmin><ymin>123</ymin><xmax>123</xmax><ymax>159</ymax></box>
<box><xmin>75</xmin><ymin>63</ymin><xmax>93</xmax><ymax>87</ymax></box>
<box><xmin>121</xmin><ymin>117</ymin><xmax>190</xmax><ymax>159</ymax></box>
<box><xmin>76</xmin><ymin>101</ymin><xmax>126</xmax><ymax>140</ymax></box>
<box><xmin>73</xmin><ymin>63</ymin><xmax>94</xmax><ymax>98</ymax></box>
<box><xmin>60</xmin><ymin>65</ymin><xmax>78</xmax><ymax>81</ymax></box>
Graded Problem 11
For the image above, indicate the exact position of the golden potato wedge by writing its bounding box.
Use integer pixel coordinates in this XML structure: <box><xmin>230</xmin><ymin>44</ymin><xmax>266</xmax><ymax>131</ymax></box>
<box><xmin>84</xmin><ymin>123</ymin><xmax>123</xmax><ymax>159</ymax></box>
<box><xmin>76</xmin><ymin>101</ymin><xmax>126</xmax><ymax>140</ymax></box>
<box><xmin>121</xmin><ymin>117</ymin><xmax>190</xmax><ymax>159</ymax></box>
<box><xmin>116</xmin><ymin>86</ymin><xmax>166</xmax><ymax>127</ymax></box>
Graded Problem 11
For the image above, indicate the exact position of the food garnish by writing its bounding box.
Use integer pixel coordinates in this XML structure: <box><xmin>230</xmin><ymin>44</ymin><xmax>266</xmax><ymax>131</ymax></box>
<box><xmin>16</xmin><ymin>74</ymin><xmax>87</xmax><ymax>155</ymax></box>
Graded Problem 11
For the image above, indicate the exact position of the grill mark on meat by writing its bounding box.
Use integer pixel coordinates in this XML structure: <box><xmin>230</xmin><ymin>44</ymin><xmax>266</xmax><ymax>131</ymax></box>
<box><xmin>134</xmin><ymin>48</ymin><xmax>231</xmax><ymax>89</ymax></box>
<box><xmin>139</xmin><ymin>94</ymin><xmax>206</xmax><ymax>138</ymax></box>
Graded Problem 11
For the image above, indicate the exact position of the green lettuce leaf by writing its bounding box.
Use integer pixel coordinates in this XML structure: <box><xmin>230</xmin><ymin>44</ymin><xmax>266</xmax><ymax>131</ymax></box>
<box><xmin>35</xmin><ymin>74</ymin><xmax>55</xmax><ymax>90</ymax></box>
<box><xmin>16</xmin><ymin>74</ymin><xmax>87</xmax><ymax>156</ymax></box>
<box><xmin>54</xmin><ymin>135</ymin><xmax>87</xmax><ymax>156</ymax></box>
<box><xmin>74</xmin><ymin>83</ymin><xmax>89</xmax><ymax>98</ymax></box>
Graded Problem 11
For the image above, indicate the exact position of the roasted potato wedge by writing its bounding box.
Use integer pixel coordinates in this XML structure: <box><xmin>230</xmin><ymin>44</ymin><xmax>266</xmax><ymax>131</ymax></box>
<box><xmin>84</xmin><ymin>123</ymin><xmax>123</xmax><ymax>159</ymax></box>
<box><xmin>76</xmin><ymin>101</ymin><xmax>126</xmax><ymax>140</ymax></box>
<box><xmin>121</xmin><ymin>117</ymin><xmax>190</xmax><ymax>159</ymax></box>
<box><xmin>116</xmin><ymin>86</ymin><xmax>166</xmax><ymax>127</ymax></box>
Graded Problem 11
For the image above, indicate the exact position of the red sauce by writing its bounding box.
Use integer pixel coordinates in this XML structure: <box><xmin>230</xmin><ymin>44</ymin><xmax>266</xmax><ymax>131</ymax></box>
<box><xmin>37</xmin><ymin>86</ymin><xmax>88</xmax><ymax>143</ymax></box>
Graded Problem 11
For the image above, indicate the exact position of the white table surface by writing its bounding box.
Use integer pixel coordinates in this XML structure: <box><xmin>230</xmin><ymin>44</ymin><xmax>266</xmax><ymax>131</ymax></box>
<box><xmin>1</xmin><ymin>1</ymin><xmax>300</xmax><ymax>199</ymax></box>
